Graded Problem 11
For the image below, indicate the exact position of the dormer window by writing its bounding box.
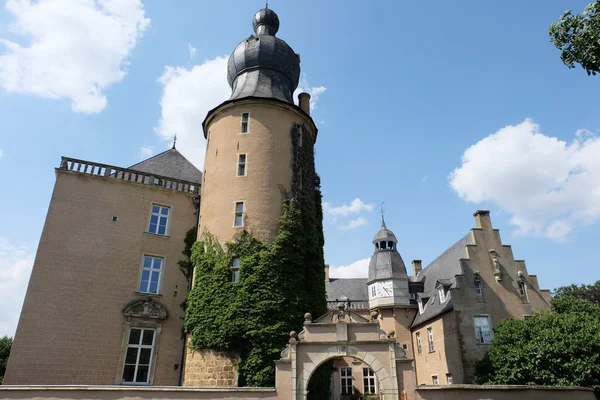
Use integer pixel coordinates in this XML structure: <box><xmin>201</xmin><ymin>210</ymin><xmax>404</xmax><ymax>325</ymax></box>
<box><xmin>438</xmin><ymin>286</ymin><xmax>448</xmax><ymax>303</ymax></box>
<box><xmin>418</xmin><ymin>297</ymin><xmax>429</xmax><ymax>314</ymax></box>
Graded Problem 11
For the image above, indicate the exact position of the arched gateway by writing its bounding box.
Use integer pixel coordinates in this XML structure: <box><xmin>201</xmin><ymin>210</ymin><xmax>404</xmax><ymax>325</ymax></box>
<box><xmin>275</xmin><ymin>308</ymin><xmax>408</xmax><ymax>400</ymax></box>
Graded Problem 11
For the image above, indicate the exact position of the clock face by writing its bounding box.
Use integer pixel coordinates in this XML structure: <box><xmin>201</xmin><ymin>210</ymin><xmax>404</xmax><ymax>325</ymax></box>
<box><xmin>375</xmin><ymin>280</ymin><xmax>393</xmax><ymax>297</ymax></box>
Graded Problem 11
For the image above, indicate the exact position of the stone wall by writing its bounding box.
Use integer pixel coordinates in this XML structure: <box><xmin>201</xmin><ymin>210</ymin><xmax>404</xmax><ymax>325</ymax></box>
<box><xmin>415</xmin><ymin>385</ymin><xmax>596</xmax><ymax>400</ymax></box>
<box><xmin>182</xmin><ymin>348</ymin><xmax>239</xmax><ymax>387</ymax></box>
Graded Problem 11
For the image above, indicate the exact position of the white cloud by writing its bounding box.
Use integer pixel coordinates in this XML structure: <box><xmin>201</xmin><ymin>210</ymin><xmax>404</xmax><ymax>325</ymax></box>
<box><xmin>329</xmin><ymin>258</ymin><xmax>369</xmax><ymax>279</ymax></box>
<box><xmin>138</xmin><ymin>145</ymin><xmax>154</xmax><ymax>159</ymax></box>
<box><xmin>0</xmin><ymin>0</ymin><xmax>150</xmax><ymax>113</ymax></box>
<box><xmin>0</xmin><ymin>238</ymin><xmax>34</xmax><ymax>337</ymax></box>
<box><xmin>340</xmin><ymin>217</ymin><xmax>367</xmax><ymax>230</ymax></box>
<box><xmin>155</xmin><ymin>56</ymin><xmax>230</xmax><ymax>168</ymax></box>
<box><xmin>449</xmin><ymin>118</ymin><xmax>600</xmax><ymax>240</ymax></box>
<box><xmin>295</xmin><ymin>75</ymin><xmax>326</xmax><ymax>111</ymax></box>
<box><xmin>187</xmin><ymin>43</ymin><xmax>196</xmax><ymax>59</ymax></box>
<box><xmin>323</xmin><ymin>198</ymin><xmax>375</xmax><ymax>220</ymax></box>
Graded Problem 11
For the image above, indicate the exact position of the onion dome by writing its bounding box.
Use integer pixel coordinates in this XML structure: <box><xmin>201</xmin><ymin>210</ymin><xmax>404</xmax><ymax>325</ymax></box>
<box><xmin>227</xmin><ymin>8</ymin><xmax>300</xmax><ymax>104</ymax></box>
<box><xmin>367</xmin><ymin>217</ymin><xmax>408</xmax><ymax>283</ymax></box>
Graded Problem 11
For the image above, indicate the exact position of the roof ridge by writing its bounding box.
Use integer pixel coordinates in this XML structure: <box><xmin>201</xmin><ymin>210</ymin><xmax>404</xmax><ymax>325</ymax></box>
<box><xmin>128</xmin><ymin>148</ymin><xmax>175</xmax><ymax>169</ymax></box>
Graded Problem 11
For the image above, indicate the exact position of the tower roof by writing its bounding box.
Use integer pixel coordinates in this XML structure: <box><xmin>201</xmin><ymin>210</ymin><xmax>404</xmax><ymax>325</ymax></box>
<box><xmin>372</xmin><ymin>216</ymin><xmax>398</xmax><ymax>243</ymax></box>
<box><xmin>368</xmin><ymin>218</ymin><xmax>408</xmax><ymax>282</ymax></box>
<box><xmin>227</xmin><ymin>8</ymin><xmax>300</xmax><ymax>104</ymax></box>
<box><xmin>129</xmin><ymin>148</ymin><xmax>202</xmax><ymax>184</ymax></box>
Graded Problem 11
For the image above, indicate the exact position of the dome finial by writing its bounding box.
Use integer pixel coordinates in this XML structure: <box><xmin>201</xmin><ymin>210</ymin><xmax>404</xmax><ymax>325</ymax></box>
<box><xmin>380</xmin><ymin>202</ymin><xmax>386</xmax><ymax>228</ymax></box>
<box><xmin>253</xmin><ymin>7</ymin><xmax>279</xmax><ymax>36</ymax></box>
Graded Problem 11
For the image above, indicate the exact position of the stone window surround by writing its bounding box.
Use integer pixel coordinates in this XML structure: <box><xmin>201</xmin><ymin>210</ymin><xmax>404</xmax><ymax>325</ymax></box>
<box><xmin>240</xmin><ymin>112</ymin><xmax>250</xmax><ymax>134</ymax></box>
<box><xmin>138</xmin><ymin>253</ymin><xmax>166</xmax><ymax>295</ymax></box>
<box><xmin>116</xmin><ymin>320</ymin><xmax>163</xmax><ymax>386</ymax></box>
<box><xmin>233</xmin><ymin>201</ymin><xmax>245</xmax><ymax>228</ymax></box>
<box><xmin>427</xmin><ymin>327</ymin><xmax>435</xmax><ymax>353</ymax></box>
<box><xmin>146</xmin><ymin>203</ymin><xmax>172</xmax><ymax>236</ymax></box>
<box><xmin>237</xmin><ymin>153</ymin><xmax>247</xmax><ymax>177</ymax></box>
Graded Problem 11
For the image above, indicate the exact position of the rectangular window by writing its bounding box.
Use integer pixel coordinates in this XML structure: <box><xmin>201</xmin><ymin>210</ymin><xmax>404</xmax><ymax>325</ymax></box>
<box><xmin>139</xmin><ymin>256</ymin><xmax>163</xmax><ymax>294</ymax></box>
<box><xmin>427</xmin><ymin>327</ymin><xmax>435</xmax><ymax>352</ymax></box>
<box><xmin>446</xmin><ymin>373</ymin><xmax>453</xmax><ymax>384</ymax></box>
<box><xmin>518</xmin><ymin>281</ymin><xmax>526</xmax><ymax>296</ymax></box>
<box><xmin>237</xmin><ymin>154</ymin><xmax>247</xmax><ymax>176</ymax></box>
<box><xmin>416</xmin><ymin>332</ymin><xmax>422</xmax><ymax>356</ymax></box>
<box><xmin>475</xmin><ymin>280</ymin><xmax>483</xmax><ymax>296</ymax></box>
<box><xmin>432</xmin><ymin>375</ymin><xmax>439</xmax><ymax>385</ymax></box>
<box><xmin>241</xmin><ymin>112</ymin><xmax>249</xmax><ymax>133</ymax></box>
<box><xmin>122</xmin><ymin>328</ymin><xmax>155</xmax><ymax>384</ymax></box>
<box><xmin>370</xmin><ymin>285</ymin><xmax>376</xmax><ymax>298</ymax></box>
<box><xmin>438</xmin><ymin>286</ymin><xmax>447</xmax><ymax>303</ymax></box>
<box><xmin>340</xmin><ymin>367</ymin><xmax>353</xmax><ymax>395</ymax></box>
<box><xmin>231</xmin><ymin>257</ymin><xmax>240</xmax><ymax>283</ymax></box>
<box><xmin>418</xmin><ymin>299</ymin><xmax>425</xmax><ymax>314</ymax></box>
<box><xmin>363</xmin><ymin>368</ymin><xmax>376</xmax><ymax>394</ymax></box>
<box><xmin>234</xmin><ymin>202</ymin><xmax>244</xmax><ymax>227</ymax></box>
<box><xmin>148</xmin><ymin>205</ymin><xmax>169</xmax><ymax>235</ymax></box>
<box><xmin>474</xmin><ymin>315</ymin><xmax>492</xmax><ymax>344</ymax></box>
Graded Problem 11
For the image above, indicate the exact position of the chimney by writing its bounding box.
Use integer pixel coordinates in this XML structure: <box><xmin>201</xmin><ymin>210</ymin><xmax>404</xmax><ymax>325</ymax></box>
<box><xmin>412</xmin><ymin>260</ymin><xmax>422</xmax><ymax>279</ymax></box>
<box><xmin>324</xmin><ymin>264</ymin><xmax>330</xmax><ymax>283</ymax></box>
<box><xmin>473</xmin><ymin>210</ymin><xmax>492</xmax><ymax>231</ymax></box>
<box><xmin>298</xmin><ymin>92</ymin><xmax>311</xmax><ymax>115</ymax></box>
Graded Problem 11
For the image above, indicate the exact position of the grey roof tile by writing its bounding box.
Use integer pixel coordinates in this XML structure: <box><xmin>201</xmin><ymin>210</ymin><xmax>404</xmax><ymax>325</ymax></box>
<box><xmin>326</xmin><ymin>278</ymin><xmax>368</xmax><ymax>301</ymax></box>
<box><xmin>129</xmin><ymin>148</ymin><xmax>202</xmax><ymax>184</ymax></box>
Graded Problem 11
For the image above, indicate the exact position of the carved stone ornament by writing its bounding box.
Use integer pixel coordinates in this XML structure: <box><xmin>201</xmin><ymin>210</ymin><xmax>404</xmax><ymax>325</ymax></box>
<box><xmin>122</xmin><ymin>297</ymin><xmax>168</xmax><ymax>320</ymax></box>
<box><xmin>280</xmin><ymin>346</ymin><xmax>290</xmax><ymax>359</ymax></box>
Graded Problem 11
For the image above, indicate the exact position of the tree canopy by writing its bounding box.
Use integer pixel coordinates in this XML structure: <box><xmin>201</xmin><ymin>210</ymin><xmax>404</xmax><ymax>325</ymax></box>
<box><xmin>475</xmin><ymin>281</ymin><xmax>600</xmax><ymax>390</ymax></box>
<box><xmin>0</xmin><ymin>336</ymin><xmax>12</xmax><ymax>385</ymax></box>
<box><xmin>549</xmin><ymin>1</ymin><xmax>600</xmax><ymax>75</ymax></box>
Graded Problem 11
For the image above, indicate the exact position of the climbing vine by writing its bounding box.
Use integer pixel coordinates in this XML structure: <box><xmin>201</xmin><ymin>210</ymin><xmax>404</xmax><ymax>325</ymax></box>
<box><xmin>184</xmin><ymin>123</ymin><xmax>327</xmax><ymax>386</ymax></box>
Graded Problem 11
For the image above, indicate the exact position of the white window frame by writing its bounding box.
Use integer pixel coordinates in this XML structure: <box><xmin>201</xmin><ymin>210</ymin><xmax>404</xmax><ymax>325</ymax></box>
<box><xmin>415</xmin><ymin>332</ymin><xmax>422</xmax><ymax>356</ymax></box>
<box><xmin>121</xmin><ymin>328</ymin><xmax>156</xmax><ymax>385</ymax></box>
<box><xmin>432</xmin><ymin>375</ymin><xmax>439</xmax><ymax>385</ymax></box>
<box><xmin>231</xmin><ymin>257</ymin><xmax>240</xmax><ymax>283</ymax></box>
<box><xmin>518</xmin><ymin>281</ymin><xmax>526</xmax><ymax>297</ymax></box>
<box><xmin>474</xmin><ymin>280</ymin><xmax>483</xmax><ymax>296</ymax></box>
<box><xmin>363</xmin><ymin>368</ymin><xmax>376</xmax><ymax>394</ymax></box>
<box><xmin>233</xmin><ymin>201</ymin><xmax>245</xmax><ymax>227</ymax></box>
<box><xmin>340</xmin><ymin>367</ymin><xmax>353</xmax><ymax>396</ymax></box>
<box><xmin>427</xmin><ymin>327</ymin><xmax>435</xmax><ymax>352</ymax></box>
<box><xmin>474</xmin><ymin>315</ymin><xmax>493</xmax><ymax>345</ymax></box>
<box><xmin>438</xmin><ymin>286</ymin><xmax>448</xmax><ymax>303</ymax></box>
<box><xmin>138</xmin><ymin>255</ymin><xmax>164</xmax><ymax>294</ymax></box>
<box><xmin>446</xmin><ymin>373</ymin><xmax>453</xmax><ymax>384</ymax></box>
<box><xmin>237</xmin><ymin>153</ymin><xmax>247</xmax><ymax>177</ymax></box>
<box><xmin>147</xmin><ymin>204</ymin><xmax>170</xmax><ymax>236</ymax></box>
<box><xmin>240</xmin><ymin>112</ymin><xmax>250</xmax><ymax>133</ymax></box>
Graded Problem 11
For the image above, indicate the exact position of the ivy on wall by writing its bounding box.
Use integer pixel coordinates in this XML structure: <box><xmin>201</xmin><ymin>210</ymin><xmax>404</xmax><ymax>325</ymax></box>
<box><xmin>184</xmin><ymin>123</ymin><xmax>327</xmax><ymax>387</ymax></box>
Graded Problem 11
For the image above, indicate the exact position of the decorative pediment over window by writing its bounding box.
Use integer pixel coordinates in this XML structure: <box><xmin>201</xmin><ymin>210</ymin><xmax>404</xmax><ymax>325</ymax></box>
<box><xmin>122</xmin><ymin>297</ymin><xmax>168</xmax><ymax>320</ymax></box>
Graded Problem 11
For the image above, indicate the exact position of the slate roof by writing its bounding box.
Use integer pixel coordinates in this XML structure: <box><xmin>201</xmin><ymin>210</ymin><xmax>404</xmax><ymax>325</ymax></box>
<box><xmin>326</xmin><ymin>278</ymin><xmax>368</xmax><ymax>301</ymax></box>
<box><xmin>129</xmin><ymin>148</ymin><xmax>202</xmax><ymax>184</ymax></box>
<box><xmin>411</xmin><ymin>233</ymin><xmax>473</xmax><ymax>327</ymax></box>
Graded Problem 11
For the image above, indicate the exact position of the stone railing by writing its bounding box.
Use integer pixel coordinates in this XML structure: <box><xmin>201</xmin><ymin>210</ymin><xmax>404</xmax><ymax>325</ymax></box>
<box><xmin>326</xmin><ymin>300</ymin><xmax>369</xmax><ymax>310</ymax></box>
<box><xmin>59</xmin><ymin>157</ymin><xmax>201</xmax><ymax>195</ymax></box>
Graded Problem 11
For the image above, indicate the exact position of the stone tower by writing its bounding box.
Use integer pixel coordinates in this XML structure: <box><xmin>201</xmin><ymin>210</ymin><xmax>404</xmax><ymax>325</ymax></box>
<box><xmin>183</xmin><ymin>7</ymin><xmax>322</xmax><ymax>387</ymax></box>
<box><xmin>198</xmin><ymin>7</ymin><xmax>317</xmax><ymax>243</ymax></box>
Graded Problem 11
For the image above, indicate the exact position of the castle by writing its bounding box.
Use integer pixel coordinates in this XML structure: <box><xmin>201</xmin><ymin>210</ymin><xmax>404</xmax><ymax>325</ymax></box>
<box><xmin>4</xmin><ymin>7</ymin><xmax>554</xmax><ymax>400</ymax></box>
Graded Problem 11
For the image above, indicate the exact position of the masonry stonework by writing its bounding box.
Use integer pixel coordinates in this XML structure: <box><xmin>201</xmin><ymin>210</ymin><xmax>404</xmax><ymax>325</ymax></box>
<box><xmin>182</xmin><ymin>348</ymin><xmax>239</xmax><ymax>387</ymax></box>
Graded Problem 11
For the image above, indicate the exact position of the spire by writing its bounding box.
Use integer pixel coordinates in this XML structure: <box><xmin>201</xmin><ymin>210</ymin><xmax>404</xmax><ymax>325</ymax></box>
<box><xmin>380</xmin><ymin>201</ymin><xmax>386</xmax><ymax>228</ymax></box>
<box><xmin>172</xmin><ymin>134</ymin><xmax>177</xmax><ymax>149</ymax></box>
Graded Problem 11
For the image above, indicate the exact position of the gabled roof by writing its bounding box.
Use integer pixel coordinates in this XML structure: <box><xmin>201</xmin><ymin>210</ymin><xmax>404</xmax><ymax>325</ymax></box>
<box><xmin>411</xmin><ymin>233</ymin><xmax>473</xmax><ymax>327</ymax></box>
<box><xmin>129</xmin><ymin>148</ymin><xmax>202</xmax><ymax>184</ymax></box>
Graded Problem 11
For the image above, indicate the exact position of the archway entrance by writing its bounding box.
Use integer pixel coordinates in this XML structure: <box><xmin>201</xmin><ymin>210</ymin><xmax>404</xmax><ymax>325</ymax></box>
<box><xmin>275</xmin><ymin>309</ymin><xmax>405</xmax><ymax>400</ymax></box>
<box><xmin>308</xmin><ymin>355</ymin><xmax>381</xmax><ymax>400</ymax></box>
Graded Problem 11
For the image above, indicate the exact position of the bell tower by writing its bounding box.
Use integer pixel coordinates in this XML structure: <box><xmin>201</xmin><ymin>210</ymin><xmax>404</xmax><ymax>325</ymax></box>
<box><xmin>198</xmin><ymin>7</ymin><xmax>317</xmax><ymax>243</ymax></box>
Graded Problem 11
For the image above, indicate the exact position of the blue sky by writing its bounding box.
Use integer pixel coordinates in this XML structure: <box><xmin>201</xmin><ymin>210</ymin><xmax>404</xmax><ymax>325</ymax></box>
<box><xmin>1</xmin><ymin>0</ymin><xmax>599</xmax><ymax>337</ymax></box>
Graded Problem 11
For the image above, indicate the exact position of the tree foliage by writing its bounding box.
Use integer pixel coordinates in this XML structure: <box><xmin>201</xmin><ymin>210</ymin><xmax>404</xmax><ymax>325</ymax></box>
<box><xmin>475</xmin><ymin>281</ymin><xmax>600</xmax><ymax>389</ymax></box>
<box><xmin>0</xmin><ymin>336</ymin><xmax>12</xmax><ymax>385</ymax></box>
<box><xmin>549</xmin><ymin>1</ymin><xmax>600</xmax><ymax>75</ymax></box>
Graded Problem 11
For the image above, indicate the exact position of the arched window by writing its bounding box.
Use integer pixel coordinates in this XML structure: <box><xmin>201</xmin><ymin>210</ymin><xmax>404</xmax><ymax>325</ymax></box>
<box><xmin>380</xmin><ymin>241</ymin><xmax>387</xmax><ymax>250</ymax></box>
<box><xmin>388</xmin><ymin>241</ymin><xmax>393</xmax><ymax>250</ymax></box>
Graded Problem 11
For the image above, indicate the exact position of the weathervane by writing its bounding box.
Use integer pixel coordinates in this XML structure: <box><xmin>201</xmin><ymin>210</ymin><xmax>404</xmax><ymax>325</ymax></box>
<box><xmin>380</xmin><ymin>202</ymin><xmax>385</xmax><ymax>217</ymax></box>
<box><xmin>172</xmin><ymin>134</ymin><xmax>177</xmax><ymax>149</ymax></box>
<box><xmin>265</xmin><ymin>0</ymin><xmax>268</xmax><ymax>9</ymax></box>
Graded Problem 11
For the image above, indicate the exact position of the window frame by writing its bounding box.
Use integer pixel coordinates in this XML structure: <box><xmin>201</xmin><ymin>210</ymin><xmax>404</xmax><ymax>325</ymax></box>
<box><xmin>474</xmin><ymin>279</ymin><xmax>483</xmax><ymax>296</ymax></box>
<box><xmin>446</xmin><ymin>373</ymin><xmax>453</xmax><ymax>385</ymax></box>
<box><xmin>340</xmin><ymin>367</ymin><xmax>353</xmax><ymax>396</ymax></box>
<box><xmin>427</xmin><ymin>327</ymin><xmax>435</xmax><ymax>352</ymax></box>
<box><xmin>474</xmin><ymin>315</ymin><xmax>493</xmax><ymax>345</ymax></box>
<box><xmin>121</xmin><ymin>327</ymin><xmax>156</xmax><ymax>385</ymax></box>
<box><xmin>231</xmin><ymin>256</ymin><xmax>240</xmax><ymax>283</ymax></box>
<box><xmin>438</xmin><ymin>286</ymin><xmax>448</xmax><ymax>303</ymax></box>
<box><xmin>432</xmin><ymin>375</ymin><xmax>439</xmax><ymax>385</ymax></box>
<box><xmin>240</xmin><ymin>112</ymin><xmax>250</xmax><ymax>134</ymax></box>
<box><xmin>138</xmin><ymin>255</ymin><xmax>164</xmax><ymax>295</ymax></box>
<box><xmin>415</xmin><ymin>331</ymin><xmax>422</xmax><ymax>356</ymax></box>
<box><xmin>233</xmin><ymin>201</ymin><xmax>245</xmax><ymax>227</ymax></box>
<box><xmin>237</xmin><ymin>153</ymin><xmax>247</xmax><ymax>177</ymax></box>
<box><xmin>518</xmin><ymin>281</ymin><xmax>527</xmax><ymax>297</ymax></box>
<box><xmin>147</xmin><ymin>204</ymin><xmax>170</xmax><ymax>236</ymax></box>
<box><xmin>363</xmin><ymin>368</ymin><xmax>376</xmax><ymax>394</ymax></box>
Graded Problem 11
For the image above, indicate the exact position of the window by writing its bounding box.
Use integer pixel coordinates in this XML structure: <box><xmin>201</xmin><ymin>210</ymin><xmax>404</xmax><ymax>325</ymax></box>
<box><xmin>340</xmin><ymin>367</ymin><xmax>353</xmax><ymax>395</ymax></box>
<box><xmin>370</xmin><ymin>285</ymin><xmax>376</xmax><ymax>298</ymax></box>
<box><xmin>432</xmin><ymin>375</ymin><xmax>439</xmax><ymax>385</ymax></box>
<box><xmin>380</xmin><ymin>241</ymin><xmax>387</xmax><ymax>250</ymax></box>
<box><xmin>438</xmin><ymin>286</ymin><xmax>448</xmax><ymax>303</ymax></box>
<box><xmin>474</xmin><ymin>280</ymin><xmax>483</xmax><ymax>296</ymax></box>
<box><xmin>418</xmin><ymin>298</ymin><xmax>426</xmax><ymax>314</ymax></box>
<box><xmin>474</xmin><ymin>315</ymin><xmax>492</xmax><ymax>344</ymax></box>
<box><xmin>427</xmin><ymin>327</ymin><xmax>435</xmax><ymax>352</ymax></box>
<box><xmin>234</xmin><ymin>202</ymin><xmax>244</xmax><ymax>227</ymax></box>
<box><xmin>148</xmin><ymin>205</ymin><xmax>169</xmax><ymax>235</ymax></box>
<box><xmin>363</xmin><ymin>368</ymin><xmax>376</xmax><ymax>394</ymax></box>
<box><xmin>231</xmin><ymin>257</ymin><xmax>240</xmax><ymax>283</ymax></box>
<box><xmin>518</xmin><ymin>281</ymin><xmax>526</xmax><ymax>296</ymax></box>
<box><xmin>415</xmin><ymin>332</ymin><xmax>422</xmax><ymax>356</ymax></box>
<box><xmin>139</xmin><ymin>256</ymin><xmax>163</xmax><ymax>294</ymax></box>
<box><xmin>122</xmin><ymin>328</ymin><xmax>155</xmax><ymax>384</ymax></box>
<box><xmin>446</xmin><ymin>373</ymin><xmax>453</xmax><ymax>384</ymax></box>
<box><xmin>237</xmin><ymin>154</ymin><xmax>247</xmax><ymax>176</ymax></box>
<box><xmin>241</xmin><ymin>112</ymin><xmax>249</xmax><ymax>133</ymax></box>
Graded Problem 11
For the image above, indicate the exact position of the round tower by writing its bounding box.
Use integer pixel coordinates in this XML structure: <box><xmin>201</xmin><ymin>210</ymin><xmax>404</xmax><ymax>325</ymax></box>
<box><xmin>367</xmin><ymin>217</ymin><xmax>411</xmax><ymax>309</ymax></box>
<box><xmin>199</xmin><ymin>7</ymin><xmax>317</xmax><ymax>243</ymax></box>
